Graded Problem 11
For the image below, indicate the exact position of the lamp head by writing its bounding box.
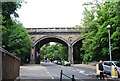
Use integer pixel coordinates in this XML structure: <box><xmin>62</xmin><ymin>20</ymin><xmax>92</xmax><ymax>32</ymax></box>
<box><xmin>107</xmin><ymin>25</ymin><xmax>111</xmax><ymax>29</ymax></box>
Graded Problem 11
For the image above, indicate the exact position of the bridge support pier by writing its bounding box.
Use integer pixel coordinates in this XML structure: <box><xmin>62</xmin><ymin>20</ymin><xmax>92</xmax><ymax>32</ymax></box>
<box><xmin>30</xmin><ymin>46</ymin><xmax>35</xmax><ymax>64</ymax></box>
<box><xmin>68</xmin><ymin>44</ymin><xmax>74</xmax><ymax>64</ymax></box>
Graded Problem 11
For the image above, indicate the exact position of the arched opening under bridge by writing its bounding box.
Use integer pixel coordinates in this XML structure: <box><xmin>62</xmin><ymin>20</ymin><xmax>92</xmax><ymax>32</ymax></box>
<box><xmin>30</xmin><ymin>36</ymin><xmax>83</xmax><ymax>64</ymax></box>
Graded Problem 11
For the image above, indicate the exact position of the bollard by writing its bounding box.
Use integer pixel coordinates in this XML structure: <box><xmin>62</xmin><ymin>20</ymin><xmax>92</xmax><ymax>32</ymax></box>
<box><xmin>111</xmin><ymin>65</ymin><xmax>118</xmax><ymax>78</ymax></box>
<box><xmin>60</xmin><ymin>70</ymin><xmax>63</xmax><ymax>81</ymax></box>
<box><xmin>60</xmin><ymin>70</ymin><xmax>76</xmax><ymax>81</ymax></box>
<box><xmin>72</xmin><ymin>75</ymin><xmax>75</xmax><ymax>81</ymax></box>
<box><xmin>96</xmin><ymin>64</ymin><xmax>100</xmax><ymax>75</ymax></box>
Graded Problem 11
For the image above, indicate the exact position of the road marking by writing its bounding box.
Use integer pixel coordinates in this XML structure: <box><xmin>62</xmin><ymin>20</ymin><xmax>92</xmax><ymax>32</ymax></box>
<box><xmin>83</xmin><ymin>73</ymin><xmax>89</xmax><ymax>75</ymax></box>
<box><xmin>79</xmin><ymin>71</ymin><xmax>84</xmax><ymax>73</ymax></box>
<box><xmin>45</xmin><ymin>69</ymin><xmax>55</xmax><ymax>79</ymax></box>
<box><xmin>76</xmin><ymin>69</ymin><xmax>93</xmax><ymax>76</ymax></box>
<box><xmin>52</xmin><ymin>77</ymin><xmax>54</xmax><ymax>79</ymax></box>
<box><xmin>78</xmin><ymin>70</ymin><xmax>91</xmax><ymax>76</ymax></box>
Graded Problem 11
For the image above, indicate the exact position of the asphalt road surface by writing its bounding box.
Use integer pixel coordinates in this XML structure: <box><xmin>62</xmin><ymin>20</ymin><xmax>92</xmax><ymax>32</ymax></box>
<box><xmin>41</xmin><ymin>62</ymin><xmax>95</xmax><ymax>79</ymax></box>
<box><xmin>19</xmin><ymin>62</ymin><xmax>105</xmax><ymax>81</ymax></box>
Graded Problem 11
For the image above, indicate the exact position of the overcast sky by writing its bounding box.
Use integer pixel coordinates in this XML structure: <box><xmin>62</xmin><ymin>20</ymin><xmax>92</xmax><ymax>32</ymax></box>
<box><xmin>16</xmin><ymin>0</ymin><xmax>93</xmax><ymax>28</ymax></box>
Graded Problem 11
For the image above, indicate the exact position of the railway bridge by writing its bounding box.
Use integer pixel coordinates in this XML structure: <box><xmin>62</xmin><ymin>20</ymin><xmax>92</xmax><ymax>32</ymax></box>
<box><xmin>27</xmin><ymin>27</ymin><xmax>84</xmax><ymax>64</ymax></box>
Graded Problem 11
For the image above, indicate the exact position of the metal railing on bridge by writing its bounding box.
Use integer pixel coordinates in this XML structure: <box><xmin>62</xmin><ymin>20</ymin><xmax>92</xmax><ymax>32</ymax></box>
<box><xmin>0</xmin><ymin>47</ymin><xmax>20</xmax><ymax>81</ymax></box>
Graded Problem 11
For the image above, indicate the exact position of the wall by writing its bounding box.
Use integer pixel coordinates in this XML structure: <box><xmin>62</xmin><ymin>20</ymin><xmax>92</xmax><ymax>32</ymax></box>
<box><xmin>0</xmin><ymin>49</ymin><xmax>2</xmax><ymax>81</ymax></box>
<box><xmin>0</xmin><ymin>47</ymin><xmax>20</xmax><ymax>81</ymax></box>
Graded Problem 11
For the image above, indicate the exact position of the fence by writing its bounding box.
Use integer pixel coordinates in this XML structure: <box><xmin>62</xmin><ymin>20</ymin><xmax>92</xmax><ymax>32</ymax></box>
<box><xmin>60</xmin><ymin>70</ymin><xmax>76</xmax><ymax>81</ymax></box>
<box><xmin>0</xmin><ymin>47</ymin><xmax>20</xmax><ymax>81</ymax></box>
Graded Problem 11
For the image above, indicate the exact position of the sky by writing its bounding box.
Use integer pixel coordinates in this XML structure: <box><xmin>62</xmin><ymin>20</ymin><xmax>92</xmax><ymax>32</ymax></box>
<box><xmin>16</xmin><ymin>0</ymin><xmax>92</xmax><ymax>28</ymax></box>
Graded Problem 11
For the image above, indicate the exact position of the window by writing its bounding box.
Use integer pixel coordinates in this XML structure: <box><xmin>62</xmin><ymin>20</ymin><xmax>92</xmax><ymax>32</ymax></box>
<box><xmin>115</xmin><ymin>62</ymin><xmax>120</xmax><ymax>67</ymax></box>
<box><xmin>104</xmin><ymin>62</ymin><xmax>111</xmax><ymax>66</ymax></box>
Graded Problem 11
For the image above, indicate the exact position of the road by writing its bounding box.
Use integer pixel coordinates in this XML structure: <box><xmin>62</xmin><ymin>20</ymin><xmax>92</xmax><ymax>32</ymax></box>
<box><xmin>41</xmin><ymin>62</ymin><xmax>95</xmax><ymax>79</ymax></box>
<box><xmin>19</xmin><ymin>62</ymin><xmax>103</xmax><ymax>81</ymax></box>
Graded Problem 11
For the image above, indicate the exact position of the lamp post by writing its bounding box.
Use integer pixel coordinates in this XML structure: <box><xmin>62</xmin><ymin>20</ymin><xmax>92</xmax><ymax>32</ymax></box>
<box><xmin>107</xmin><ymin>25</ymin><xmax>112</xmax><ymax>61</ymax></box>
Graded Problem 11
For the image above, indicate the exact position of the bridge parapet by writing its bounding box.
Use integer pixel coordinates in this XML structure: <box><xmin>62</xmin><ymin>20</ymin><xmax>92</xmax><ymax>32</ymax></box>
<box><xmin>26</xmin><ymin>27</ymin><xmax>81</xmax><ymax>33</ymax></box>
<box><xmin>0</xmin><ymin>47</ymin><xmax>20</xmax><ymax>81</ymax></box>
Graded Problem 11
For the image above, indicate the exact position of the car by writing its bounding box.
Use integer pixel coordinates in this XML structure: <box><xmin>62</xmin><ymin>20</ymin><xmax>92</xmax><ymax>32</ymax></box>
<box><xmin>62</xmin><ymin>60</ymin><xmax>71</xmax><ymax>66</ymax></box>
<box><xmin>44</xmin><ymin>60</ymin><xmax>50</xmax><ymax>63</ymax></box>
<box><xmin>57</xmin><ymin>60</ymin><xmax>62</xmax><ymax>65</ymax></box>
<box><xmin>53</xmin><ymin>60</ymin><xmax>58</xmax><ymax>64</ymax></box>
<box><xmin>103</xmin><ymin>61</ymin><xmax>120</xmax><ymax>76</ymax></box>
<box><xmin>54</xmin><ymin>60</ymin><xmax>62</xmax><ymax>65</ymax></box>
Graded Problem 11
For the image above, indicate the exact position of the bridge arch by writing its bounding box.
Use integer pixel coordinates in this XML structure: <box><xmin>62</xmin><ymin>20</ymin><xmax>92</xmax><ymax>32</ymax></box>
<box><xmin>31</xmin><ymin>35</ymin><xmax>75</xmax><ymax>64</ymax></box>
<box><xmin>72</xmin><ymin>38</ymin><xmax>83</xmax><ymax>46</ymax></box>
<box><xmin>33</xmin><ymin>35</ymin><xmax>69</xmax><ymax>47</ymax></box>
<box><xmin>72</xmin><ymin>38</ymin><xmax>83</xmax><ymax>64</ymax></box>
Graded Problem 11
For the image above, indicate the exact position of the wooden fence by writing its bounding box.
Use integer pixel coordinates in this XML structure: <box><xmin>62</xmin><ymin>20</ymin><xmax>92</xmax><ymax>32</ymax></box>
<box><xmin>0</xmin><ymin>47</ymin><xmax>20</xmax><ymax>81</ymax></box>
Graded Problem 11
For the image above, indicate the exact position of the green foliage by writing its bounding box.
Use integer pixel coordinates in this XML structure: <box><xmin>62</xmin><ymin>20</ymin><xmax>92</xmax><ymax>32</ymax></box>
<box><xmin>111</xmin><ymin>27</ymin><xmax>120</xmax><ymax>60</ymax></box>
<box><xmin>40</xmin><ymin>45</ymin><xmax>46</xmax><ymax>58</ymax></box>
<box><xmin>40</xmin><ymin>43</ymin><xmax>68</xmax><ymax>60</ymax></box>
<box><xmin>2</xmin><ymin>2</ymin><xmax>21</xmax><ymax>26</ymax></box>
<box><xmin>77</xmin><ymin>0</ymin><xmax>120</xmax><ymax>62</ymax></box>
<box><xmin>7</xmin><ymin>22</ymin><xmax>32</xmax><ymax>63</ymax></box>
<box><xmin>58</xmin><ymin>44</ymin><xmax>68</xmax><ymax>60</ymax></box>
<box><xmin>1</xmin><ymin>2</ymin><xmax>32</xmax><ymax>64</ymax></box>
<box><xmin>2</xmin><ymin>2</ymin><xmax>22</xmax><ymax>48</ymax></box>
<box><xmin>45</xmin><ymin>45</ymin><xmax>57</xmax><ymax>60</ymax></box>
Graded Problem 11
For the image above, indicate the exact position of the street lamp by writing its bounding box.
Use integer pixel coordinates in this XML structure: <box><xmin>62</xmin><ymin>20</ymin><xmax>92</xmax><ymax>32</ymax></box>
<box><xmin>107</xmin><ymin>25</ymin><xmax>112</xmax><ymax>61</ymax></box>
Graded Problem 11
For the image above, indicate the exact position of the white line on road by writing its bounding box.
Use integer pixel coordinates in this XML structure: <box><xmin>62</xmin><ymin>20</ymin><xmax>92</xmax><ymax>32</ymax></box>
<box><xmin>45</xmin><ymin>69</ymin><xmax>55</xmax><ymax>79</ymax></box>
<box><xmin>51</xmin><ymin>77</ymin><xmax>54</xmax><ymax>79</ymax></box>
<box><xmin>79</xmin><ymin>71</ymin><xmax>90</xmax><ymax>76</ymax></box>
<box><xmin>79</xmin><ymin>71</ymin><xmax>84</xmax><ymax>73</ymax></box>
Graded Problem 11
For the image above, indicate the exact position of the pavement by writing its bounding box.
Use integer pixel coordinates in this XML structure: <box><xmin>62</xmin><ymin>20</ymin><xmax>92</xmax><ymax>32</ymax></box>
<box><xmin>19</xmin><ymin>64</ymin><xmax>53</xmax><ymax>79</ymax></box>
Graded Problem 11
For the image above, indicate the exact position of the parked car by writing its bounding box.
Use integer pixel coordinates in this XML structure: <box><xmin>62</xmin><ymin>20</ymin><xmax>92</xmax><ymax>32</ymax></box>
<box><xmin>54</xmin><ymin>60</ymin><xmax>62</xmax><ymax>65</ymax></box>
<box><xmin>62</xmin><ymin>60</ymin><xmax>71</xmax><ymax>66</ymax></box>
<box><xmin>44</xmin><ymin>60</ymin><xmax>50</xmax><ymax>63</ymax></box>
<box><xmin>54</xmin><ymin>60</ymin><xmax>58</xmax><ymax>64</ymax></box>
<box><xmin>57</xmin><ymin>60</ymin><xmax>62</xmax><ymax>65</ymax></box>
<box><xmin>103</xmin><ymin>61</ymin><xmax>120</xmax><ymax>76</ymax></box>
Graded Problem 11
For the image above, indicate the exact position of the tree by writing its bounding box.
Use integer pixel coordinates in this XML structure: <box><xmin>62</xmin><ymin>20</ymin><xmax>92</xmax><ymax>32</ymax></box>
<box><xmin>40</xmin><ymin>45</ymin><xmax>46</xmax><ymax>58</ymax></box>
<box><xmin>40</xmin><ymin>43</ymin><xmax>68</xmax><ymax>61</ymax></box>
<box><xmin>77</xmin><ymin>0</ymin><xmax>120</xmax><ymax>62</ymax></box>
<box><xmin>1</xmin><ymin>2</ymin><xmax>32</xmax><ymax>64</ymax></box>
<box><xmin>2</xmin><ymin>2</ymin><xmax>22</xmax><ymax>50</ymax></box>
<box><xmin>2</xmin><ymin>2</ymin><xmax>21</xmax><ymax>25</ymax></box>
<box><xmin>7</xmin><ymin>21</ymin><xmax>32</xmax><ymax>63</ymax></box>
<box><xmin>57</xmin><ymin>43</ymin><xmax>68</xmax><ymax>60</ymax></box>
